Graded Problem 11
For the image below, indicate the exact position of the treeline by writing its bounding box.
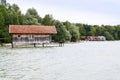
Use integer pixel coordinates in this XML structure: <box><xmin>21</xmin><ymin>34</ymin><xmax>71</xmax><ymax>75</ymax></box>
<box><xmin>0</xmin><ymin>1</ymin><xmax>120</xmax><ymax>43</ymax></box>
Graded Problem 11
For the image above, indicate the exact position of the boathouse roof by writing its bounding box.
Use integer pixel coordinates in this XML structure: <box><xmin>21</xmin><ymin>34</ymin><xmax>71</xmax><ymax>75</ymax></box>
<box><xmin>9</xmin><ymin>25</ymin><xmax>57</xmax><ymax>34</ymax></box>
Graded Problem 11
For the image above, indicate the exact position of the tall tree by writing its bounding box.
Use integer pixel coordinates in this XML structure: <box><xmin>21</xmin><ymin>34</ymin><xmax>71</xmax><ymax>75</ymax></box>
<box><xmin>24</xmin><ymin>8</ymin><xmax>41</xmax><ymax>25</ymax></box>
<box><xmin>7</xmin><ymin>4</ymin><xmax>20</xmax><ymax>24</ymax></box>
<box><xmin>95</xmin><ymin>26</ymin><xmax>105</xmax><ymax>36</ymax></box>
<box><xmin>52</xmin><ymin>21</ymin><xmax>71</xmax><ymax>42</ymax></box>
<box><xmin>69</xmin><ymin>25</ymin><xmax>80</xmax><ymax>42</ymax></box>
<box><xmin>63</xmin><ymin>21</ymin><xmax>71</xmax><ymax>30</ymax></box>
<box><xmin>0</xmin><ymin>5</ymin><xmax>11</xmax><ymax>43</ymax></box>
<box><xmin>76</xmin><ymin>23</ymin><xmax>86</xmax><ymax>36</ymax></box>
<box><xmin>0</xmin><ymin>12</ymin><xmax>4</xmax><ymax>27</ymax></box>
<box><xmin>0</xmin><ymin>5</ymin><xmax>9</xmax><ymax>25</ymax></box>
<box><xmin>88</xmin><ymin>26</ymin><xmax>96</xmax><ymax>36</ymax></box>
<box><xmin>42</xmin><ymin>14</ymin><xmax>54</xmax><ymax>25</ymax></box>
<box><xmin>103</xmin><ymin>31</ymin><xmax>114</xmax><ymax>40</ymax></box>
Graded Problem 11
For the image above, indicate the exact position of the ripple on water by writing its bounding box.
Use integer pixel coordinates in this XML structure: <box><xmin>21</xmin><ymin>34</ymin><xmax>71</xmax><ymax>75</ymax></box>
<box><xmin>0</xmin><ymin>41</ymin><xmax>120</xmax><ymax>80</ymax></box>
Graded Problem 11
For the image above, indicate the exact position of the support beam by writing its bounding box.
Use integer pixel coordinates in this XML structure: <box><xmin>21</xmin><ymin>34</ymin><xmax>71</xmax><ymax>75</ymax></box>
<box><xmin>34</xmin><ymin>43</ymin><xmax>36</xmax><ymax>47</ymax></box>
<box><xmin>11</xmin><ymin>42</ymin><xmax>14</xmax><ymax>48</ymax></box>
<box><xmin>59</xmin><ymin>42</ymin><xmax>64</xmax><ymax>47</ymax></box>
<box><xmin>42</xmin><ymin>43</ymin><xmax>45</xmax><ymax>47</ymax></box>
<box><xmin>11</xmin><ymin>36</ymin><xmax>14</xmax><ymax>48</ymax></box>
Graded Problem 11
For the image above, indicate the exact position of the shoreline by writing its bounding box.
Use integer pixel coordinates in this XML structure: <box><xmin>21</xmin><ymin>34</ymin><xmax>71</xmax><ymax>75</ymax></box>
<box><xmin>0</xmin><ymin>40</ymin><xmax>120</xmax><ymax>47</ymax></box>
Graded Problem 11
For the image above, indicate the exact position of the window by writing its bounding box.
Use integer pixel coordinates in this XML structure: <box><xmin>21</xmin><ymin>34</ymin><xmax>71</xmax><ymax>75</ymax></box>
<box><xmin>28</xmin><ymin>35</ymin><xmax>34</xmax><ymax>40</ymax></box>
<box><xmin>17</xmin><ymin>35</ymin><xmax>21</xmax><ymax>40</ymax></box>
<box><xmin>18</xmin><ymin>35</ymin><xmax>21</xmax><ymax>37</ymax></box>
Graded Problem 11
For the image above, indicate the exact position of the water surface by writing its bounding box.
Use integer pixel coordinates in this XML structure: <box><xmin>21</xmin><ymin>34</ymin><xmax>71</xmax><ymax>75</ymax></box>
<box><xmin>0</xmin><ymin>41</ymin><xmax>120</xmax><ymax>80</ymax></box>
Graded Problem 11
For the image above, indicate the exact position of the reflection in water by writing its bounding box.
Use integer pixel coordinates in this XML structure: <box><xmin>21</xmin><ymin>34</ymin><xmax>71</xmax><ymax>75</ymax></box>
<box><xmin>0</xmin><ymin>41</ymin><xmax>120</xmax><ymax>80</ymax></box>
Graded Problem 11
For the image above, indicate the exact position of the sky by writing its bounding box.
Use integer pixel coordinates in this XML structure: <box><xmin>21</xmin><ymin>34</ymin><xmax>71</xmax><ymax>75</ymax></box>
<box><xmin>7</xmin><ymin>0</ymin><xmax>120</xmax><ymax>25</ymax></box>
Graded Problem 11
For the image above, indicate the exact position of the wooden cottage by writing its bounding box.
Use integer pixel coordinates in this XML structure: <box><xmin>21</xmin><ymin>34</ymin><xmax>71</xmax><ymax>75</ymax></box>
<box><xmin>9</xmin><ymin>25</ymin><xmax>57</xmax><ymax>47</ymax></box>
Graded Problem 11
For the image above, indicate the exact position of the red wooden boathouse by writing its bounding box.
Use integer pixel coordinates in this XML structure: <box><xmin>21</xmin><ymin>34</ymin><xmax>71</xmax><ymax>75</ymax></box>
<box><xmin>9</xmin><ymin>25</ymin><xmax>57</xmax><ymax>47</ymax></box>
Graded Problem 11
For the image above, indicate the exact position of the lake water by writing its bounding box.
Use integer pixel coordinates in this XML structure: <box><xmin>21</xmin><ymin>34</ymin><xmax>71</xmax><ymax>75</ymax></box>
<box><xmin>0</xmin><ymin>41</ymin><xmax>120</xmax><ymax>80</ymax></box>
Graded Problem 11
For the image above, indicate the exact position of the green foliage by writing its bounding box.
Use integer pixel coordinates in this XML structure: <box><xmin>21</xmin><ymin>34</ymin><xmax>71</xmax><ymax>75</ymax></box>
<box><xmin>69</xmin><ymin>25</ymin><xmax>80</xmax><ymax>42</ymax></box>
<box><xmin>0</xmin><ymin>13</ymin><xmax>4</xmax><ymax>26</ymax></box>
<box><xmin>63</xmin><ymin>21</ymin><xmax>71</xmax><ymax>30</ymax></box>
<box><xmin>88</xmin><ymin>26</ymin><xmax>96</xmax><ymax>36</ymax></box>
<box><xmin>7</xmin><ymin>4</ymin><xmax>21</xmax><ymax>24</ymax></box>
<box><xmin>24</xmin><ymin>16</ymin><xmax>39</xmax><ymax>25</ymax></box>
<box><xmin>52</xmin><ymin>21</ymin><xmax>71</xmax><ymax>43</ymax></box>
<box><xmin>95</xmin><ymin>26</ymin><xmax>105</xmax><ymax>36</ymax></box>
<box><xmin>0</xmin><ymin>5</ymin><xmax>9</xmax><ymax>25</ymax></box>
<box><xmin>64</xmin><ymin>30</ymin><xmax>71</xmax><ymax>41</ymax></box>
<box><xmin>0</xmin><ymin>5</ymin><xmax>11</xmax><ymax>43</ymax></box>
<box><xmin>42</xmin><ymin>14</ymin><xmax>54</xmax><ymax>25</ymax></box>
<box><xmin>76</xmin><ymin>23</ymin><xmax>86</xmax><ymax>36</ymax></box>
<box><xmin>115</xmin><ymin>26</ymin><xmax>120</xmax><ymax>40</ymax></box>
<box><xmin>103</xmin><ymin>31</ymin><xmax>114</xmax><ymax>40</ymax></box>
<box><xmin>24</xmin><ymin>8</ymin><xmax>41</xmax><ymax>25</ymax></box>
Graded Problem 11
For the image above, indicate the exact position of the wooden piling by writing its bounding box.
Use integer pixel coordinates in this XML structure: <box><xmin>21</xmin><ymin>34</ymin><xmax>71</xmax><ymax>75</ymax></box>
<box><xmin>34</xmin><ymin>43</ymin><xmax>36</xmax><ymax>47</ymax></box>
<box><xmin>42</xmin><ymin>43</ymin><xmax>45</xmax><ymax>47</ymax></box>
<box><xmin>11</xmin><ymin>42</ymin><xmax>14</xmax><ymax>48</ymax></box>
<box><xmin>11</xmin><ymin>36</ymin><xmax>14</xmax><ymax>48</ymax></box>
<box><xmin>59</xmin><ymin>42</ymin><xmax>64</xmax><ymax>47</ymax></box>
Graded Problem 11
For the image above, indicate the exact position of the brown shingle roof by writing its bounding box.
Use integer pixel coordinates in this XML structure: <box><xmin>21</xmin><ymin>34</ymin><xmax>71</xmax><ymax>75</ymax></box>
<box><xmin>9</xmin><ymin>25</ymin><xmax>57</xmax><ymax>34</ymax></box>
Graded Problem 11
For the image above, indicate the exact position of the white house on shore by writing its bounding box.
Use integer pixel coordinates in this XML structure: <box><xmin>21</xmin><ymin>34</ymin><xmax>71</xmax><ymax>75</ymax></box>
<box><xmin>9</xmin><ymin>25</ymin><xmax>57</xmax><ymax>48</ymax></box>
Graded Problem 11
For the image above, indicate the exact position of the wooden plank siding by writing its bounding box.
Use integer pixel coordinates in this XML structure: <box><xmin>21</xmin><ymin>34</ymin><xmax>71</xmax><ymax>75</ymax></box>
<box><xmin>12</xmin><ymin>34</ymin><xmax>51</xmax><ymax>44</ymax></box>
<box><xmin>9</xmin><ymin>25</ymin><xmax>57</xmax><ymax>47</ymax></box>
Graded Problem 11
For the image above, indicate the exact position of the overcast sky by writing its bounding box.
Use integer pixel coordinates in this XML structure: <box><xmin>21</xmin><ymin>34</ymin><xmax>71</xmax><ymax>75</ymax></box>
<box><xmin>7</xmin><ymin>0</ymin><xmax>120</xmax><ymax>25</ymax></box>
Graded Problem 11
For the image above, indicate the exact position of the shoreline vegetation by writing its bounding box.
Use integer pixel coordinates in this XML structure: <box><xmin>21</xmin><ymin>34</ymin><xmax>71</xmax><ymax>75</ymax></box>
<box><xmin>0</xmin><ymin>0</ymin><xmax>120</xmax><ymax>44</ymax></box>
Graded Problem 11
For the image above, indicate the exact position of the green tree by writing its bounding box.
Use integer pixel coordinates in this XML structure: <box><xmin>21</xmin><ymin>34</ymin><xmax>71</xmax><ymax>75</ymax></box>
<box><xmin>52</xmin><ymin>21</ymin><xmax>71</xmax><ymax>42</ymax></box>
<box><xmin>69</xmin><ymin>25</ymin><xmax>80</xmax><ymax>42</ymax></box>
<box><xmin>0</xmin><ymin>5</ymin><xmax>11</xmax><ymax>43</ymax></box>
<box><xmin>65</xmin><ymin>30</ymin><xmax>71</xmax><ymax>41</ymax></box>
<box><xmin>0</xmin><ymin>13</ymin><xmax>4</xmax><ymax>27</ymax></box>
<box><xmin>24</xmin><ymin>8</ymin><xmax>41</xmax><ymax>25</ymax></box>
<box><xmin>0</xmin><ymin>5</ymin><xmax>9</xmax><ymax>25</ymax></box>
<box><xmin>88</xmin><ymin>26</ymin><xmax>96</xmax><ymax>36</ymax></box>
<box><xmin>104</xmin><ymin>31</ymin><xmax>114</xmax><ymax>40</ymax></box>
<box><xmin>76</xmin><ymin>23</ymin><xmax>86</xmax><ymax>36</ymax></box>
<box><xmin>115</xmin><ymin>26</ymin><xmax>120</xmax><ymax>40</ymax></box>
<box><xmin>0</xmin><ymin>13</ymin><xmax>4</xmax><ymax>43</ymax></box>
<box><xmin>95</xmin><ymin>26</ymin><xmax>105</xmax><ymax>36</ymax></box>
<box><xmin>63</xmin><ymin>21</ymin><xmax>71</xmax><ymax>30</ymax></box>
<box><xmin>42</xmin><ymin>14</ymin><xmax>54</xmax><ymax>25</ymax></box>
<box><xmin>26</xmin><ymin>8</ymin><xmax>39</xmax><ymax>18</ymax></box>
<box><xmin>83</xmin><ymin>24</ymin><xmax>92</xmax><ymax>36</ymax></box>
<box><xmin>7</xmin><ymin>4</ymin><xmax>20</xmax><ymax>24</ymax></box>
<box><xmin>11</xmin><ymin>4</ymin><xmax>25</xmax><ymax>24</ymax></box>
<box><xmin>24</xmin><ymin>16</ymin><xmax>39</xmax><ymax>25</ymax></box>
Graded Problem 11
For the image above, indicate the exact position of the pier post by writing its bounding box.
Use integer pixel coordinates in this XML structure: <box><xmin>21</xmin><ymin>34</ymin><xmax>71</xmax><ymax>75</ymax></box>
<box><xmin>11</xmin><ymin>36</ymin><xmax>14</xmax><ymax>48</ymax></box>
<box><xmin>59</xmin><ymin>42</ymin><xmax>64</xmax><ymax>47</ymax></box>
<box><xmin>34</xmin><ymin>43</ymin><xmax>36</xmax><ymax>47</ymax></box>
<box><xmin>11</xmin><ymin>42</ymin><xmax>14</xmax><ymax>48</ymax></box>
<box><xmin>42</xmin><ymin>43</ymin><xmax>45</xmax><ymax>47</ymax></box>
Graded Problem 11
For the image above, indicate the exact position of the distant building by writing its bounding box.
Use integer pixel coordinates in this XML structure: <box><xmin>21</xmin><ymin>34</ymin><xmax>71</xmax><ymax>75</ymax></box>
<box><xmin>81</xmin><ymin>36</ymin><xmax>106</xmax><ymax>41</ymax></box>
<box><xmin>97</xmin><ymin>36</ymin><xmax>106</xmax><ymax>41</ymax></box>
<box><xmin>9</xmin><ymin>25</ymin><xmax>57</xmax><ymax>47</ymax></box>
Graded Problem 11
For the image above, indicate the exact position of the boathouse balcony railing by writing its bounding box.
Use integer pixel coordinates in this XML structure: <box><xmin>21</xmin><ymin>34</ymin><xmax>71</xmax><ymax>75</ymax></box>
<box><xmin>13</xmin><ymin>36</ymin><xmax>51</xmax><ymax>43</ymax></box>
